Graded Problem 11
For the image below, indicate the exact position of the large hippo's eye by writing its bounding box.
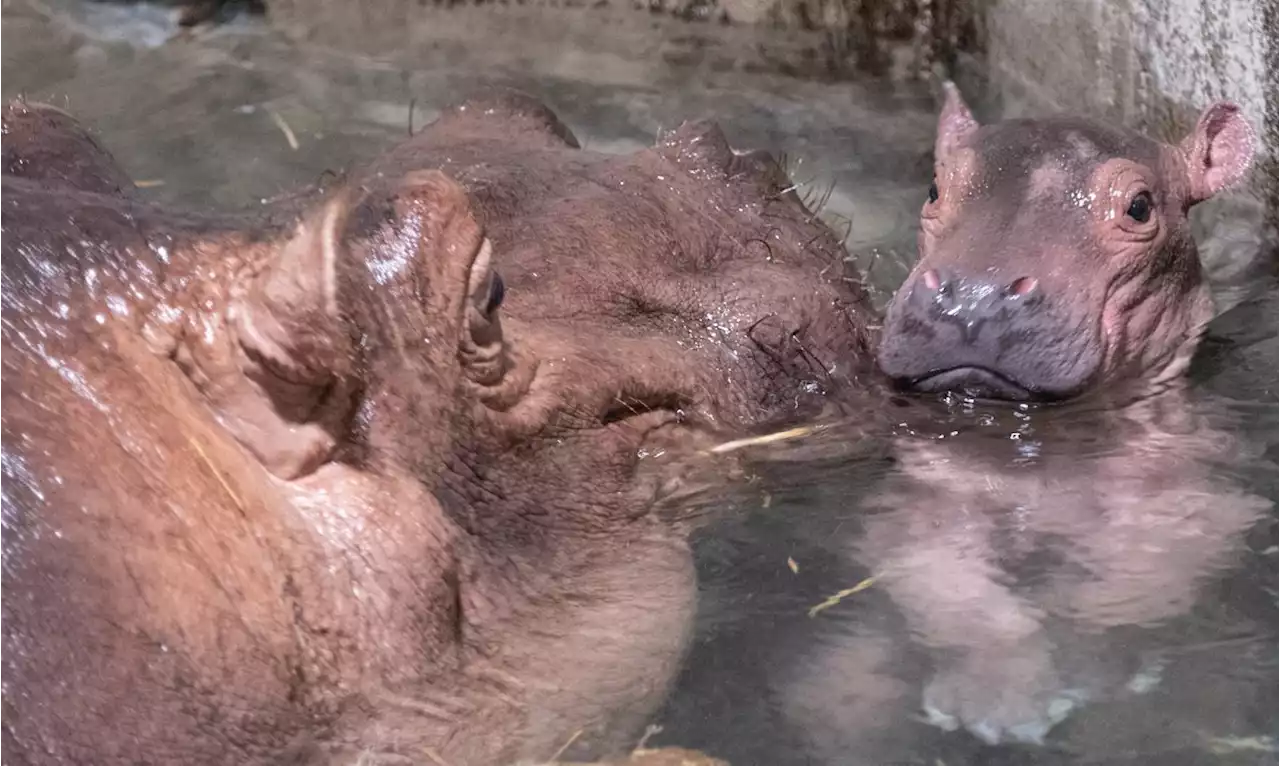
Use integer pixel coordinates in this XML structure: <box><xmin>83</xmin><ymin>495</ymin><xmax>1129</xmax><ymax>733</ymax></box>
<box><xmin>485</xmin><ymin>272</ymin><xmax>505</xmax><ymax>315</ymax></box>
<box><xmin>1125</xmin><ymin>191</ymin><xmax>1153</xmax><ymax>223</ymax></box>
<box><xmin>927</xmin><ymin>179</ymin><xmax>939</xmax><ymax>204</ymax></box>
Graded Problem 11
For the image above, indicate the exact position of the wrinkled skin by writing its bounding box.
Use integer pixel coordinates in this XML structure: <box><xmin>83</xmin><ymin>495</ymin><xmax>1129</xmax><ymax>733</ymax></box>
<box><xmin>1</xmin><ymin>93</ymin><xmax>871</xmax><ymax>765</ymax></box>
<box><xmin>775</xmin><ymin>85</ymin><xmax>1268</xmax><ymax>754</ymax></box>
<box><xmin>879</xmin><ymin>84</ymin><xmax>1257</xmax><ymax>402</ymax></box>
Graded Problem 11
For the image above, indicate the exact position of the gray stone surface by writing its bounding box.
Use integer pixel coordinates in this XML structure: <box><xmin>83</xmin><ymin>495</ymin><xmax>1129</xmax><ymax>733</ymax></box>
<box><xmin>955</xmin><ymin>0</ymin><xmax>1278</xmax><ymax>279</ymax></box>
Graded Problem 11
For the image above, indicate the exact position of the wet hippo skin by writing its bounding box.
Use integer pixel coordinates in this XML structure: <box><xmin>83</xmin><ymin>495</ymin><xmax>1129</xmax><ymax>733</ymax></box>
<box><xmin>871</xmin><ymin>82</ymin><xmax>1262</xmax><ymax>742</ymax></box>
<box><xmin>879</xmin><ymin>83</ymin><xmax>1258</xmax><ymax>403</ymax></box>
<box><xmin>774</xmin><ymin>84</ymin><xmax>1268</xmax><ymax>756</ymax></box>
<box><xmin>0</xmin><ymin>93</ymin><xmax>873</xmax><ymax>765</ymax></box>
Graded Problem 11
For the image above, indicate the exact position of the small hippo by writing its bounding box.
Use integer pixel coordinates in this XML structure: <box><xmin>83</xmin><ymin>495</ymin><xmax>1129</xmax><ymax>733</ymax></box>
<box><xmin>878</xmin><ymin>83</ymin><xmax>1257</xmax><ymax>402</ymax></box>
<box><xmin>1</xmin><ymin>94</ymin><xmax>870</xmax><ymax>765</ymax></box>
<box><xmin>774</xmin><ymin>84</ymin><xmax>1267</xmax><ymax>756</ymax></box>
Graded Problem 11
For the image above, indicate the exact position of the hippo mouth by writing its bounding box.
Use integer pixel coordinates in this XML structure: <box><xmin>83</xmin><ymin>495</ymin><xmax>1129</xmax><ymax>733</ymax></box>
<box><xmin>904</xmin><ymin>366</ymin><xmax>1037</xmax><ymax>401</ymax></box>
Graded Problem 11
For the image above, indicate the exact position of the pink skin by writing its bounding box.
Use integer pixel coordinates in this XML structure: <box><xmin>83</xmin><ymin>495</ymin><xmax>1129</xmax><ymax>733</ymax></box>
<box><xmin>775</xmin><ymin>85</ymin><xmax>1266</xmax><ymax>755</ymax></box>
<box><xmin>877</xmin><ymin>82</ymin><xmax>1256</xmax><ymax>402</ymax></box>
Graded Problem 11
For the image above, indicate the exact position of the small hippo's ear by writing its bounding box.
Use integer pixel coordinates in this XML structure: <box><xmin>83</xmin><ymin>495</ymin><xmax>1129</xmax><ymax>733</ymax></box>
<box><xmin>936</xmin><ymin>81</ymin><xmax>979</xmax><ymax>164</ymax></box>
<box><xmin>1180</xmin><ymin>101</ymin><xmax>1256</xmax><ymax>204</ymax></box>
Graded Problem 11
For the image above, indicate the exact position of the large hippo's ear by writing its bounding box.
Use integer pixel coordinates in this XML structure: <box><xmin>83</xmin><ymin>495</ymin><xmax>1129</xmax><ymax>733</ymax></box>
<box><xmin>936</xmin><ymin>81</ymin><xmax>979</xmax><ymax>165</ymax></box>
<box><xmin>458</xmin><ymin>234</ymin><xmax>510</xmax><ymax>387</ymax></box>
<box><xmin>225</xmin><ymin>195</ymin><xmax>355</xmax><ymax>480</ymax></box>
<box><xmin>2</xmin><ymin>100</ymin><xmax>135</xmax><ymax>195</ymax></box>
<box><xmin>427</xmin><ymin>89</ymin><xmax>581</xmax><ymax>149</ymax></box>
<box><xmin>1180</xmin><ymin>102</ymin><xmax>1256</xmax><ymax>204</ymax></box>
<box><xmin>234</xmin><ymin>195</ymin><xmax>352</xmax><ymax>387</ymax></box>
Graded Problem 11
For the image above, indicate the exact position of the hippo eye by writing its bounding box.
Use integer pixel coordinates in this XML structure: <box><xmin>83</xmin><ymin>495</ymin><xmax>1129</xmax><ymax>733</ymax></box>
<box><xmin>1125</xmin><ymin>191</ymin><xmax>1153</xmax><ymax>223</ymax></box>
<box><xmin>927</xmin><ymin>179</ymin><xmax>939</xmax><ymax>204</ymax></box>
<box><xmin>484</xmin><ymin>272</ymin><xmax>505</xmax><ymax>315</ymax></box>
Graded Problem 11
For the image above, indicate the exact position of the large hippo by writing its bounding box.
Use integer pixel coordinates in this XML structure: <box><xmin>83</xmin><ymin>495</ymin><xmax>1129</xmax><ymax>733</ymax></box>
<box><xmin>1</xmin><ymin>94</ymin><xmax>871</xmax><ymax>765</ymax></box>
<box><xmin>769</xmin><ymin>84</ymin><xmax>1270</xmax><ymax>757</ymax></box>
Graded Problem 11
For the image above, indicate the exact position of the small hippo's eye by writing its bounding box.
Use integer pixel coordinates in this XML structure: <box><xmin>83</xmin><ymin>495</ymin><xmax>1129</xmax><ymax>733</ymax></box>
<box><xmin>927</xmin><ymin>179</ymin><xmax>939</xmax><ymax>204</ymax></box>
<box><xmin>485</xmin><ymin>272</ymin><xmax>505</xmax><ymax>315</ymax></box>
<box><xmin>1125</xmin><ymin>191</ymin><xmax>1153</xmax><ymax>223</ymax></box>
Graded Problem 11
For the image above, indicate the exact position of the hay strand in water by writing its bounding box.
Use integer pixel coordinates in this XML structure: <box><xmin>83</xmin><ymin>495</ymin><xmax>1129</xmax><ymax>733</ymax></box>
<box><xmin>808</xmin><ymin>576</ymin><xmax>877</xmax><ymax>618</ymax></box>
<box><xmin>704</xmin><ymin>424</ymin><xmax>825</xmax><ymax>455</ymax></box>
<box><xmin>266</xmin><ymin>106</ymin><xmax>300</xmax><ymax>151</ymax></box>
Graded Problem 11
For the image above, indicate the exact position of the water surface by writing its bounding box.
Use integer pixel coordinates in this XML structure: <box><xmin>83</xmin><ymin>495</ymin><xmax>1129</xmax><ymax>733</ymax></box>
<box><xmin>654</xmin><ymin>295</ymin><xmax>1278</xmax><ymax>765</ymax></box>
<box><xmin>4</xmin><ymin>4</ymin><xmax>1276</xmax><ymax>764</ymax></box>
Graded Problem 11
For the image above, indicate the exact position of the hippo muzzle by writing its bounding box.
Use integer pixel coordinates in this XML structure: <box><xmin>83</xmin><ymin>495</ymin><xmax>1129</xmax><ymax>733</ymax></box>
<box><xmin>878</xmin><ymin>265</ymin><xmax>1102</xmax><ymax>401</ymax></box>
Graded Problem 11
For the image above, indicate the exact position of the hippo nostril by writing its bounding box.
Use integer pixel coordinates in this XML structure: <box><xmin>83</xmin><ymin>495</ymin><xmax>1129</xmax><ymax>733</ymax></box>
<box><xmin>922</xmin><ymin>269</ymin><xmax>942</xmax><ymax>291</ymax></box>
<box><xmin>1007</xmin><ymin>276</ymin><xmax>1039</xmax><ymax>297</ymax></box>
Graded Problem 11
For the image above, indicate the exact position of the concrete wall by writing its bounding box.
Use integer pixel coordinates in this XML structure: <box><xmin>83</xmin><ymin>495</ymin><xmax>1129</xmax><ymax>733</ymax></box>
<box><xmin>954</xmin><ymin>0</ymin><xmax>1278</xmax><ymax>276</ymax></box>
<box><xmin>263</xmin><ymin>0</ymin><xmax>975</xmax><ymax>80</ymax></box>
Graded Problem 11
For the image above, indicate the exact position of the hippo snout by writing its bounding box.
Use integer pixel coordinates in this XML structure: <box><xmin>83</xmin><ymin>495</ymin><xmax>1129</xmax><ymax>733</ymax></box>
<box><xmin>915</xmin><ymin>268</ymin><xmax>1043</xmax><ymax>340</ymax></box>
<box><xmin>877</xmin><ymin>268</ymin><xmax>1096</xmax><ymax>402</ymax></box>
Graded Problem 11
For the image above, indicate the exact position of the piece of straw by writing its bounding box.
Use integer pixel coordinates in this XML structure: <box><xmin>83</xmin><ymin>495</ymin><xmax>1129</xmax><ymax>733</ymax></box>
<box><xmin>704</xmin><ymin>425</ymin><xmax>822</xmax><ymax>455</ymax></box>
<box><xmin>265</xmin><ymin>106</ymin><xmax>300</xmax><ymax>151</ymax></box>
<box><xmin>807</xmin><ymin>576</ymin><xmax>877</xmax><ymax>618</ymax></box>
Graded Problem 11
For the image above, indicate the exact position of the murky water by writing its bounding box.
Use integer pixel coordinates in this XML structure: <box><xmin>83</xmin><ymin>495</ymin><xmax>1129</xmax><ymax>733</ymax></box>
<box><xmin>655</xmin><ymin>337</ymin><xmax>1278</xmax><ymax>764</ymax></box>
<box><xmin>651</xmin><ymin>268</ymin><xmax>1278</xmax><ymax>764</ymax></box>
<box><xmin>4</xmin><ymin>2</ymin><xmax>1276</xmax><ymax>765</ymax></box>
<box><xmin>2</xmin><ymin>0</ymin><xmax>941</xmax><ymax>303</ymax></box>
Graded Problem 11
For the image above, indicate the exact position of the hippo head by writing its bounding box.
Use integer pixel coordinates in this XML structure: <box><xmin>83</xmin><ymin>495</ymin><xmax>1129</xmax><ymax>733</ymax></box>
<box><xmin>343</xmin><ymin>92</ymin><xmax>874</xmax><ymax>531</ymax></box>
<box><xmin>2</xmin><ymin>95</ymin><xmax>868</xmax><ymax>763</ymax></box>
<box><xmin>153</xmin><ymin>96</ymin><xmax>872</xmax><ymax>757</ymax></box>
<box><xmin>877</xmin><ymin>83</ymin><xmax>1257</xmax><ymax>402</ymax></box>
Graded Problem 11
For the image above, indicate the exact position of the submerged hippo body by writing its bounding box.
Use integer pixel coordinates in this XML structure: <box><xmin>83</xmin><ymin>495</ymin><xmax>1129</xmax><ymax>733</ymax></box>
<box><xmin>773</xmin><ymin>85</ymin><xmax>1268</xmax><ymax>756</ymax></box>
<box><xmin>1</xmin><ymin>95</ymin><xmax>871</xmax><ymax>765</ymax></box>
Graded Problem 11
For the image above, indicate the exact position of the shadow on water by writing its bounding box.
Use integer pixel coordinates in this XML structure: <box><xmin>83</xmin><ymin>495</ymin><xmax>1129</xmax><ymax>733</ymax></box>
<box><xmin>655</xmin><ymin>281</ymin><xmax>1279</xmax><ymax>765</ymax></box>
<box><xmin>2</xmin><ymin>2</ymin><xmax>1276</xmax><ymax>765</ymax></box>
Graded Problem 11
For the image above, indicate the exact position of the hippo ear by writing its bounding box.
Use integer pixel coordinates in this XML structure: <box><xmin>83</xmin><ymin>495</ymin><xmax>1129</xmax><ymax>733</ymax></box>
<box><xmin>2</xmin><ymin>100</ymin><xmax>135</xmax><ymax>195</ymax></box>
<box><xmin>224</xmin><ymin>194</ymin><xmax>355</xmax><ymax>479</ymax></box>
<box><xmin>429</xmin><ymin>90</ymin><xmax>581</xmax><ymax>149</ymax></box>
<box><xmin>656</xmin><ymin>120</ymin><xmax>737</xmax><ymax>177</ymax></box>
<box><xmin>936</xmin><ymin>81</ymin><xmax>979</xmax><ymax>164</ymax></box>
<box><xmin>234</xmin><ymin>195</ymin><xmax>352</xmax><ymax>389</ymax></box>
<box><xmin>1180</xmin><ymin>101</ymin><xmax>1256</xmax><ymax>204</ymax></box>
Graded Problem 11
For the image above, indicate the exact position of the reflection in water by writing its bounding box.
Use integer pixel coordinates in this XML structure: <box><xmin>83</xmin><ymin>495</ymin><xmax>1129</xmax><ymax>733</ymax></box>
<box><xmin>3</xmin><ymin>4</ymin><xmax>1276</xmax><ymax>764</ymax></box>
<box><xmin>657</xmin><ymin>302</ymin><xmax>1278</xmax><ymax>765</ymax></box>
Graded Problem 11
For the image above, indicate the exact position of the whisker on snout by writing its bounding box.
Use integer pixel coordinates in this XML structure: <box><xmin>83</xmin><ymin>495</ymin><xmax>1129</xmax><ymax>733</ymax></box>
<box><xmin>805</xmin><ymin>179</ymin><xmax>838</xmax><ymax>223</ymax></box>
<box><xmin>601</xmin><ymin>393</ymin><xmax>691</xmax><ymax>426</ymax></box>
